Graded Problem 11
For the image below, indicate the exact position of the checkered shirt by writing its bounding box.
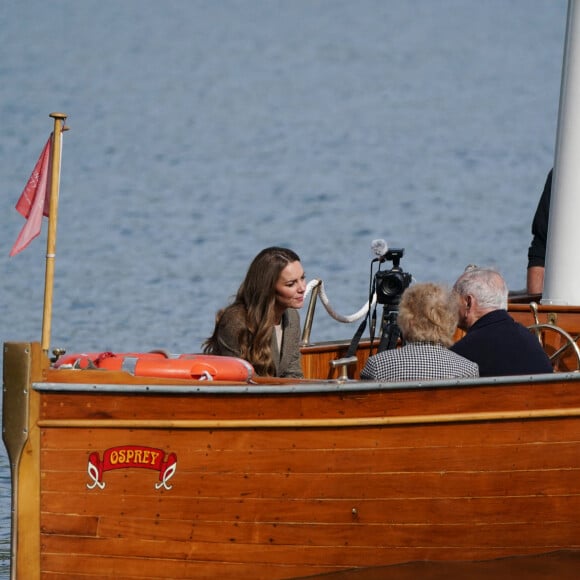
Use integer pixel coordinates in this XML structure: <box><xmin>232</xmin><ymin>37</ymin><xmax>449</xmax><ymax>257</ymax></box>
<box><xmin>360</xmin><ymin>341</ymin><xmax>480</xmax><ymax>382</ymax></box>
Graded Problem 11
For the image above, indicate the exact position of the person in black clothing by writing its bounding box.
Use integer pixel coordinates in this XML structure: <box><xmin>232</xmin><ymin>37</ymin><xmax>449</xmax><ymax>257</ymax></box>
<box><xmin>451</xmin><ymin>266</ymin><xmax>553</xmax><ymax>377</ymax></box>
<box><xmin>527</xmin><ymin>169</ymin><xmax>552</xmax><ymax>294</ymax></box>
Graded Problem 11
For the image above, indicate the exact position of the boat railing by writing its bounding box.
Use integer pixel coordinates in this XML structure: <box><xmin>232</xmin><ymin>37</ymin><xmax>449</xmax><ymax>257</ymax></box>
<box><xmin>300</xmin><ymin>279</ymin><xmax>378</xmax><ymax>378</ymax></box>
<box><xmin>300</xmin><ymin>278</ymin><xmax>374</xmax><ymax>346</ymax></box>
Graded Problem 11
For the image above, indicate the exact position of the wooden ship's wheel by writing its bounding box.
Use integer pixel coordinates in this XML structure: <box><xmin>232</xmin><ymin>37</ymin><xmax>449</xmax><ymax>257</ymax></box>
<box><xmin>528</xmin><ymin>323</ymin><xmax>580</xmax><ymax>372</ymax></box>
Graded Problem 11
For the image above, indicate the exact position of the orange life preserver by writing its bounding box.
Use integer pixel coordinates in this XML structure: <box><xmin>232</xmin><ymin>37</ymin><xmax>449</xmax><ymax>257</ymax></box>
<box><xmin>53</xmin><ymin>351</ymin><xmax>254</xmax><ymax>382</ymax></box>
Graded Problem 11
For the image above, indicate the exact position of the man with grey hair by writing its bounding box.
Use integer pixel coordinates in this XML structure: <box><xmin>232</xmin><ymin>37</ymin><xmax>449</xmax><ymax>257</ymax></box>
<box><xmin>450</xmin><ymin>267</ymin><xmax>553</xmax><ymax>377</ymax></box>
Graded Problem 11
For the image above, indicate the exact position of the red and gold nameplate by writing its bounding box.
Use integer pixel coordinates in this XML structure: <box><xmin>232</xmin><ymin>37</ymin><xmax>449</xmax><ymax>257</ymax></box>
<box><xmin>87</xmin><ymin>445</ymin><xmax>177</xmax><ymax>490</ymax></box>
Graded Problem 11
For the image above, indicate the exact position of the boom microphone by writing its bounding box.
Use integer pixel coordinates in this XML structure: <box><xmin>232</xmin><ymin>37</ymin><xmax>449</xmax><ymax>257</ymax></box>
<box><xmin>371</xmin><ymin>239</ymin><xmax>389</xmax><ymax>262</ymax></box>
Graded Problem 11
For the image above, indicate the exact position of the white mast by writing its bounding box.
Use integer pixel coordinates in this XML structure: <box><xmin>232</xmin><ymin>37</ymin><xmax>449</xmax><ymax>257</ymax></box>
<box><xmin>542</xmin><ymin>0</ymin><xmax>580</xmax><ymax>305</ymax></box>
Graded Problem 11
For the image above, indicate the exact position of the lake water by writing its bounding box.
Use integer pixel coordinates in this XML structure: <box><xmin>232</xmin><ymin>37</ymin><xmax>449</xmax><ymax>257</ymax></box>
<box><xmin>0</xmin><ymin>0</ymin><xmax>569</xmax><ymax>575</ymax></box>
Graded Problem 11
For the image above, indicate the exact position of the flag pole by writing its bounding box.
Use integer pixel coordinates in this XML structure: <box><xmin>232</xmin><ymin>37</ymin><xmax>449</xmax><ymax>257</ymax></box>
<box><xmin>41</xmin><ymin>112</ymin><xmax>68</xmax><ymax>357</ymax></box>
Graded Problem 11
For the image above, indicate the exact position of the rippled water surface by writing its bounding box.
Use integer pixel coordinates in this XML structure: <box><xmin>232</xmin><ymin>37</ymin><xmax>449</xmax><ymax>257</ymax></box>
<box><xmin>0</xmin><ymin>0</ymin><xmax>569</xmax><ymax>574</ymax></box>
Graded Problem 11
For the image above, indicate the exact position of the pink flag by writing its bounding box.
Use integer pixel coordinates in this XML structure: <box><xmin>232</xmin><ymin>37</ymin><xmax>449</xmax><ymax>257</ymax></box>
<box><xmin>9</xmin><ymin>135</ymin><xmax>53</xmax><ymax>257</ymax></box>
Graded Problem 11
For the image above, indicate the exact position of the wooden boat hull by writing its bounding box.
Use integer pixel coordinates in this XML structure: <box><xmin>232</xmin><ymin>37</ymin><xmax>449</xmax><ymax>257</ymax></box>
<box><xmin>4</xmin><ymin>339</ymin><xmax>580</xmax><ymax>579</ymax></box>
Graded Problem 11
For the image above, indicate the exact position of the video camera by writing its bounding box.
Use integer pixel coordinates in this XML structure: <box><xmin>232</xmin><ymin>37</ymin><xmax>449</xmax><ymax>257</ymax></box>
<box><xmin>374</xmin><ymin>248</ymin><xmax>412</xmax><ymax>307</ymax></box>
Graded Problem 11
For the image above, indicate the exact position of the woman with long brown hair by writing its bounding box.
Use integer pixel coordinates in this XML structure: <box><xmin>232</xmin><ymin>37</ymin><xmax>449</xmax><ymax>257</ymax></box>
<box><xmin>203</xmin><ymin>247</ymin><xmax>306</xmax><ymax>377</ymax></box>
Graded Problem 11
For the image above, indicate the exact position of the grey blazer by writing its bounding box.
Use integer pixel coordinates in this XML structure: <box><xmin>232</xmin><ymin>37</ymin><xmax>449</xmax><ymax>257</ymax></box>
<box><xmin>213</xmin><ymin>306</ymin><xmax>303</xmax><ymax>378</ymax></box>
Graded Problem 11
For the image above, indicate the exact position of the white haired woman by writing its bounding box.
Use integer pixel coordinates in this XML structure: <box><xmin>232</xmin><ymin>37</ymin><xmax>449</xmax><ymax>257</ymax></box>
<box><xmin>361</xmin><ymin>282</ymin><xmax>479</xmax><ymax>381</ymax></box>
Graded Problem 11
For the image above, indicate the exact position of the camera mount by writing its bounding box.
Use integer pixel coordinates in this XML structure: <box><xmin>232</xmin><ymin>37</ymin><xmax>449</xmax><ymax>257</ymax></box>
<box><xmin>345</xmin><ymin>246</ymin><xmax>414</xmax><ymax>361</ymax></box>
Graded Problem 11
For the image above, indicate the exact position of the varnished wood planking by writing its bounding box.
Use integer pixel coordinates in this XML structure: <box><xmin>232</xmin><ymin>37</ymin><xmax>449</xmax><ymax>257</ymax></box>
<box><xmin>41</xmin><ymin>492</ymin><xmax>580</xmax><ymax>526</ymax></box>
<box><xmin>301</xmin><ymin>341</ymin><xmax>374</xmax><ymax>379</ymax></box>
<box><xmin>40</xmin><ymin>553</ymin><xmax>335</xmax><ymax>580</ymax></box>
<box><xmin>39</xmin><ymin>467</ymin><xmax>580</xmax><ymax>499</ymax></box>
<box><xmin>509</xmin><ymin>304</ymin><xmax>580</xmax><ymax>333</ymax></box>
<box><xmin>37</xmin><ymin>381</ymin><xmax>580</xmax><ymax>423</ymax></box>
<box><xmin>40</xmin><ymin>533</ymin><xmax>561</xmax><ymax>569</ymax></box>
<box><xmin>41</xmin><ymin>513</ymin><xmax>98</xmax><ymax>536</ymax></box>
<box><xmin>37</xmin><ymin>417</ymin><xmax>580</xmax><ymax>575</ymax></box>
<box><xmin>39</xmin><ymin>422</ymin><xmax>580</xmax><ymax>474</ymax></box>
<box><xmin>40</xmin><ymin>417</ymin><xmax>580</xmax><ymax>450</ymax></box>
<box><xmin>40</xmin><ymin>515</ymin><xmax>580</xmax><ymax>552</ymax></box>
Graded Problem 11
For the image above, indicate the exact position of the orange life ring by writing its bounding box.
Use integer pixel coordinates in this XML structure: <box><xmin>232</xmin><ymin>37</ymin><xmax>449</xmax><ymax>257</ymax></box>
<box><xmin>53</xmin><ymin>351</ymin><xmax>254</xmax><ymax>382</ymax></box>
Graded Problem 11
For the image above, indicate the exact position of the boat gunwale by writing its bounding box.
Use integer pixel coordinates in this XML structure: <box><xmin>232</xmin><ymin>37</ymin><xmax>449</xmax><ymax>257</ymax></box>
<box><xmin>33</xmin><ymin>370</ymin><xmax>580</xmax><ymax>395</ymax></box>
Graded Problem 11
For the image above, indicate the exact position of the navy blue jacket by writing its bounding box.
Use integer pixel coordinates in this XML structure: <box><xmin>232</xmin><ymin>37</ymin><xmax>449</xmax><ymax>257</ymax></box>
<box><xmin>450</xmin><ymin>310</ymin><xmax>553</xmax><ymax>377</ymax></box>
